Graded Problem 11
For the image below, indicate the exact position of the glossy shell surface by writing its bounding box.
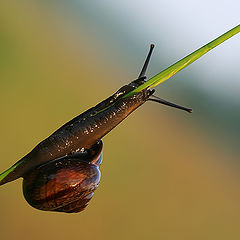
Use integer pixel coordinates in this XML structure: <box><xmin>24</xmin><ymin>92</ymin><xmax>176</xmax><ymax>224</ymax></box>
<box><xmin>23</xmin><ymin>156</ymin><xmax>101</xmax><ymax>213</ymax></box>
<box><xmin>22</xmin><ymin>141</ymin><xmax>103</xmax><ymax>213</ymax></box>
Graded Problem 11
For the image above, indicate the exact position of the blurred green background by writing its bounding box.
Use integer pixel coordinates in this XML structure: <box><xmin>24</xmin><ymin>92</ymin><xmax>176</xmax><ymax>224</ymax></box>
<box><xmin>0</xmin><ymin>1</ymin><xmax>240</xmax><ymax>240</ymax></box>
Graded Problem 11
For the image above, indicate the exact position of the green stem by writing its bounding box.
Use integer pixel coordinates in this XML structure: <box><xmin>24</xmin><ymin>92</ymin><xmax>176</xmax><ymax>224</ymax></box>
<box><xmin>0</xmin><ymin>160</ymin><xmax>23</xmax><ymax>183</ymax></box>
<box><xmin>124</xmin><ymin>24</ymin><xmax>240</xmax><ymax>97</ymax></box>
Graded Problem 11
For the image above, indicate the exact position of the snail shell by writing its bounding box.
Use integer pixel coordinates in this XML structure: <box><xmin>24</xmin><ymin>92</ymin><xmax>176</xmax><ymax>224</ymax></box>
<box><xmin>22</xmin><ymin>141</ymin><xmax>103</xmax><ymax>213</ymax></box>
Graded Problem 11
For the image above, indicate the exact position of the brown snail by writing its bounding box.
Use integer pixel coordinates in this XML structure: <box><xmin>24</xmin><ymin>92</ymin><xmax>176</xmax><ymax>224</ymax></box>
<box><xmin>0</xmin><ymin>44</ymin><xmax>191</xmax><ymax>213</ymax></box>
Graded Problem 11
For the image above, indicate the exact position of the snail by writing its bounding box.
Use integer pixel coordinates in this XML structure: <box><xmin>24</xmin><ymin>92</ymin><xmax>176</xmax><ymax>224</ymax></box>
<box><xmin>0</xmin><ymin>44</ymin><xmax>192</xmax><ymax>213</ymax></box>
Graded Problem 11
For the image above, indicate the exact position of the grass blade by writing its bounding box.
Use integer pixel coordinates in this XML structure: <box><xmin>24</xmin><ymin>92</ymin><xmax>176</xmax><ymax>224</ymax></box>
<box><xmin>124</xmin><ymin>24</ymin><xmax>240</xmax><ymax>97</ymax></box>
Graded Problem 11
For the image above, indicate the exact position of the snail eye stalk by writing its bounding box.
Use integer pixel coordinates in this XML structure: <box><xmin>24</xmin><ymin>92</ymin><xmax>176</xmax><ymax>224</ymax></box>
<box><xmin>138</xmin><ymin>44</ymin><xmax>155</xmax><ymax>79</ymax></box>
<box><xmin>129</xmin><ymin>44</ymin><xmax>155</xmax><ymax>88</ymax></box>
<box><xmin>148</xmin><ymin>95</ymin><xmax>192</xmax><ymax>113</ymax></box>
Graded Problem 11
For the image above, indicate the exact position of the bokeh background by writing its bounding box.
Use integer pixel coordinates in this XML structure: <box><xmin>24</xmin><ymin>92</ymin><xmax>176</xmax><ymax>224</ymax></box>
<box><xmin>0</xmin><ymin>1</ymin><xmax>239</xmax><ymax>239</ymax></box>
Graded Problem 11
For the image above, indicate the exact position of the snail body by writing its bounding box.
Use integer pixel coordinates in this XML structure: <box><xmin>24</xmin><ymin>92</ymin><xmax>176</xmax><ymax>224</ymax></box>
<box><xmin>0</xmin><ymin>84</ymin><xmax>151</xmax><ymax>186</ymax></box>
<box><xmin>0</xmin><ymin>44</ymin><xmax>191</xmax><ymax>213</ymax></box>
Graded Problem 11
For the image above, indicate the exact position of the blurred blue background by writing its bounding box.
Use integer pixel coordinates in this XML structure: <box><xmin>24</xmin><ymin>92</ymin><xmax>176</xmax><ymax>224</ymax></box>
<box><xmin>0</xmin><ymin>1</ymin><xmax>239</xmax><ymax>239</ymax></box>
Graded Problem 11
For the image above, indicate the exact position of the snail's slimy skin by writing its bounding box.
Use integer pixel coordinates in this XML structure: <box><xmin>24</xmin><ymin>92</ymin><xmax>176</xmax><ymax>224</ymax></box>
<box><xmin>0</xmin><ymin>85</ymin><xmax>153</xmax><ymax>186</ymax></box>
